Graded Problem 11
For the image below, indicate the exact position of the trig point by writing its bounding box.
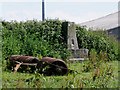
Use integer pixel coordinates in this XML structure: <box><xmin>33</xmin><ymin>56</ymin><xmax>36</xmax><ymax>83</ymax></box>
<box><xmin>62</xmin><ymin>22</ymin><xmax>79</xmax><ymax>50</ymax></box>
<box><xmin>62</xmin><ymin>22</ymin><xmax>88</xmax><ymax>60</ymax></box>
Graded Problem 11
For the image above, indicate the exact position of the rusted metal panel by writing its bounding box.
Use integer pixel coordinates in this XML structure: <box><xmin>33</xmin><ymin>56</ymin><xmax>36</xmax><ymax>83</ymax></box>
<box><xmin>8</xmin><ymin>55</ymin><xmax>68</xmax><ymax>75</ymax></box>
<box><xmin>8</xmin><ymin>55</ymin><xmax>39</xmax><ymax>72</ymax></box>
<box><xmin>41</xmin><ymin>57</ymin><xmax>65</xmax><ymax>63</ymax></box>
<box><xmin>37</xmin><ymin>57</ymin><xmax>68</xmax><ymax>75</ymax></box>
<box><xmin>9</xmin><ymin>55</ymin><xmax>39</xmax><ymax>63</ymax></box>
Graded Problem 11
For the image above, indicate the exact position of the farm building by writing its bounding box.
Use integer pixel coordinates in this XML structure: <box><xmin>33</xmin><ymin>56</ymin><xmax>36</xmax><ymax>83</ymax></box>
<box><xmin>80</xmin><ymin>11</ymin><xmax>120</xmax><ymax>41</ymax></box>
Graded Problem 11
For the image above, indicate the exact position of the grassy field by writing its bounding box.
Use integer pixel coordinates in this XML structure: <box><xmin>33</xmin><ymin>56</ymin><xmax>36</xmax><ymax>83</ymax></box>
<box><xmin>2</xmin><ymin>20</ymin><xmax>119</xmax><ymax>89</ymax></box>
<box><xmin>2</xmin><ymin>60</ymin><xmax>119</xmax><ymax>88</ymax></box>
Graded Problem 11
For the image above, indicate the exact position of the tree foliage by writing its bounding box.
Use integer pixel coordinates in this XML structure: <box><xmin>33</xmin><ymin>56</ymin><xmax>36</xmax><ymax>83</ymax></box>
<box><xmin>76</xmin><ymin>26</ymin><xmax>119</xmax><ymax>60</ymax></box>
<box><xmin>2</xmin><ymin>19</ymin><xmax>69</xmax><ymax>60</ymax></box>
<box><xmin>2</xmin><ymin>19</ymin><xmax>119</xmax><ymax>61</ymax></box>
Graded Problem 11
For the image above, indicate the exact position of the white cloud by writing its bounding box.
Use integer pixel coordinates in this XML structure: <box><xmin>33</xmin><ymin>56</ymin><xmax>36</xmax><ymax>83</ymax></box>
<box><xmin>47</xmin><ymin>11</ymin><xmax>79</xmax><ymax>22</ymax></box>
<box><xmin>2</xmin><ymin>10</ymin><xmax>41</xmax><ymax>21</ymax></box>
<box><xmin>1</xmin><ymin>1</ymin><xmax>118</xmax><ymax>23</ymax></box>
<box><xmin>0</xmin><ymin>3</ymin><xmax>2</xmax><ymax>18</ymax></box>
<box><xmin>0</xmin><ymin>0</ymin><xmax>119</xmax><ymax>2</ymax></box>
<box><xmin>2</xmin><ymin>8</ymin><xmax>117</xmax><ymax>23</ymax></box>
<box><xmin>47</xmin><ymin>0</ymin><xmax>119</xmax><ymax>2</ymax></box>
<box><xmin>47</xmin><ymin>10</ymin><xmax>116</xmax><ymax>23</ymax></box>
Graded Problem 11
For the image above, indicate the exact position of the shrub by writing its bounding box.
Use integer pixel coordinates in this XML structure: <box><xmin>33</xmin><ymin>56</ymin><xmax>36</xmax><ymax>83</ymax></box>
<box><xmin>2</xmin><ymin>19</ymin><xmax>70</xmax><ymax>61</ymax></box>
<box><xmin>76</xmin><ymin>26</ymin><xmax>119</xmax><ymax>61</ymax></box>
<box><xmin>2</xmin><ymin>19</ymin><xmax>119</xmax><ymax>62</ymax></box>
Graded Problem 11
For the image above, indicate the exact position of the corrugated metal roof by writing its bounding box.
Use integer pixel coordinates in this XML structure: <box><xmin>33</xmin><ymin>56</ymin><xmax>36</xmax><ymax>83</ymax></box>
<box><xmin>80</xmin><ymin>11</ymin><xmax>119</xmax><ymax>30</ymax></box>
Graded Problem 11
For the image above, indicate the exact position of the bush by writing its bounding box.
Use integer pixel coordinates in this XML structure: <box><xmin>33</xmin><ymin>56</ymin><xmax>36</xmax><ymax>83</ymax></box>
<box><xmin>2</xmin><ymin>19</ymin><xmax>70</xmax><ymax>61</ymax></box>
<box><xmin>2</xmin><ymin>19</ymin><xmax>119</xmax><ymax>62</ymax></box>
<box><xmin>76</xmin><ymin>26</ymin><xmax>119</xmax><ymax>61</ymax></box>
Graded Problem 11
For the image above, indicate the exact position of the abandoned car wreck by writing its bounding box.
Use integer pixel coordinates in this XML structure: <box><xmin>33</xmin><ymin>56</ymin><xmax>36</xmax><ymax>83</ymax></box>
<box><xmin>7</xmin><ymin>55</ymin><xmax>68</xmax><ymax>75</ymax></box>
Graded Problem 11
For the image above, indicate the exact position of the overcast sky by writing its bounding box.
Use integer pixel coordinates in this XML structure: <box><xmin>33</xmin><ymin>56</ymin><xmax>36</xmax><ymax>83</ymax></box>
<box><xmin>1</xmin><ymin>0</ymin><xmax>119</xmax><ymax>23</ymax></box>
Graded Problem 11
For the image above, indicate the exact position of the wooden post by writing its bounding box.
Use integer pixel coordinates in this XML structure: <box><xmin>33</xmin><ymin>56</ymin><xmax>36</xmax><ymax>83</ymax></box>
<box><xmin>14</xmin><ymin>63</ymin><xmax>22</xmax><ymax>73</ymax></box>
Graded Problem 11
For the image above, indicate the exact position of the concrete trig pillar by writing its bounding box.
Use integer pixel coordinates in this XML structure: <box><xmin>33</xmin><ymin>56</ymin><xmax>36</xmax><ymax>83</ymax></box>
<box><xmin>62</xmin><ymin>22</ymin><xmax>79</xmax><ymax>50</ymax></box>
<box><xmin>62</xmin><ymin>21</ymin><xmax>89</xmax><ymax>59</ymax></box>
<box><xmin>67</xmin><ymin>22</ymin><xmax>79</xmax><ymax>50</ymax></box>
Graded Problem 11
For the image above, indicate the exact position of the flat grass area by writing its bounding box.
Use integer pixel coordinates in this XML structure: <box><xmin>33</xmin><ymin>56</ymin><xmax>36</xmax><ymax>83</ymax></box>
<box><xmin>2</xmin><ymin>61</ymin><xmax>119</xmax><ymax>88</ymax></box>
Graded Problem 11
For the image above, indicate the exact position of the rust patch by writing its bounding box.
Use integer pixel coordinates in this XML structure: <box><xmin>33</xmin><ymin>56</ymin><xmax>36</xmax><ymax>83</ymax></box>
<box><xmin>8</xmin><ymin>55</ymin><xmax>68</xmax><ymax>75</ymax></box>
<box><xmin>37</xmin><ymin>57</ymin><xmax>68</xmax><ymax>75</ymax></box>
<box><xmin>9</xmin><ymin>55</ymin><xmax>39</xmax><ymax>63</ymax></box>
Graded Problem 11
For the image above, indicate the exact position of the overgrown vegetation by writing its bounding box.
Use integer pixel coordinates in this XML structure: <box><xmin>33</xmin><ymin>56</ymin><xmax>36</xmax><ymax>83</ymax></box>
<box><xmin>2</xmin><ymin>20</ymin><xmax>69</xmax><ymax>61</ymax></box>
<box><xmin>2</xmin><ymin>60</ymin><xmax>118</xmax><ymax>88</ymax></box>
<box><xmin>1</xmin><ymin>19</ymin><xmax>119</xmax><ymax>88</ymax></box>
<box><xmin>76</xmin><ymin>26</ymin><xmax>119</xmax><ymax>61</ymax></box>
<box><xmin>2</xmin><ymin>19</ymin><xmax>119</xmax><ymax>61</ymax></box>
